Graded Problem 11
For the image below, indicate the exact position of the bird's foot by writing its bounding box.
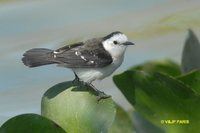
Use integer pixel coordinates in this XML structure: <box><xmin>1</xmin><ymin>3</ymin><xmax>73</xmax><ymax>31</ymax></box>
<box><xmin>96</xmin><ymin>91</ymin><xmax>111</xmax><ymax>102</ymax></box>
<box><xmin>84</xmin><ymin>82</ymin><xmax>111</xmax><ymax>101</ymax></box>
<box><xmin>72</xmin><ymin>73</ymin><xmax>111</xmax><ymax>101</ymax></box>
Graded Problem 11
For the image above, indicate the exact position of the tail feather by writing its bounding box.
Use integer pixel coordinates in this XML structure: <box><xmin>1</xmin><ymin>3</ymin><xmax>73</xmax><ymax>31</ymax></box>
<box><xmin>22</xmin><ymin>48</ymin><xmax>54</xmax><ymax>67</ymax></box>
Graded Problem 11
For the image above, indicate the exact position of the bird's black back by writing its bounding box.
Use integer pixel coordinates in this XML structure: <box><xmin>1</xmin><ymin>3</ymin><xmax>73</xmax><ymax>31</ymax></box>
<box><xmin>52</xmin><ymin>38</ymin><xmax>113</xmax><ymax>68</ymax></box>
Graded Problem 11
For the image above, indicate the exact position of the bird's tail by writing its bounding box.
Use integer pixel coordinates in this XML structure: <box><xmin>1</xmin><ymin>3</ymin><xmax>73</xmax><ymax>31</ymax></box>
<box><xmin>22</xmin><ymin>48</ymin><xmax>54</xmax><ymax>67</ymax></box>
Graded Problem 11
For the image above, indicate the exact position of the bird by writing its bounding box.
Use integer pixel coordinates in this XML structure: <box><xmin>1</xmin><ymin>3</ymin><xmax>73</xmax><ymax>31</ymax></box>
<box><xmin>22</xmin><ymin>31</ymin><xmax>134</xmax><ymax>100</ymax></box>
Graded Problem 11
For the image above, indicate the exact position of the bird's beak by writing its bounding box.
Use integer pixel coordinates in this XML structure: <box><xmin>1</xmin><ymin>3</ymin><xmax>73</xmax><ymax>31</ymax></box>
<box><xmin>123</xmin><ymin>41</ymin><xmax>135</xmax><ymax>45</ymax></box>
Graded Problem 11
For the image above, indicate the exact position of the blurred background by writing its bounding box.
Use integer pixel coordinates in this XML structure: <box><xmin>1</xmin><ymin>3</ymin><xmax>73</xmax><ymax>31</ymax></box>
<box><xmin>0</xmin><ymin>0</ymin><xmax>200</xmax><ymax>125</ymax></box>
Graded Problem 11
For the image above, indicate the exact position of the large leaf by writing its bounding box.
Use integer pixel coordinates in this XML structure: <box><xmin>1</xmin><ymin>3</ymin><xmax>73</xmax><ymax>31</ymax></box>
<box><xmin>113</xmin><ymin>60</ymin><xmax>181</xmax><ymax>106</ymax></box>
<box><xmin>0</xmin><ymin>114</ymin><xmax>66</xmax><ymax>133</ymax></box>
<box><xmin>132</xmin><ymin>60</ymin><xmax>181</xmax><ymax>77</ymax></box>
<box><xmin>113</xmin><ymin>69</ymin><xmax>200</xmax><ymax>133</ymax></box>
<box><xmin>177</xmin><ymin>70</ymin><xmax>200</xmax><ymax>94</ymax></box>
<box><xmin>181</xmin><ymin>29</ymin><xmax>200</xmax><ymax>73</ymax></box>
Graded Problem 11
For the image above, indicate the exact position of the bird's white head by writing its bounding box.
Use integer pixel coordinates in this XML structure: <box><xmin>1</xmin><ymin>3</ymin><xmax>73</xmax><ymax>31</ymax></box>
<box><xmin>102</xmin><ymin>31</ymin><xmax>134</xmax><ymax>59</ymax></box>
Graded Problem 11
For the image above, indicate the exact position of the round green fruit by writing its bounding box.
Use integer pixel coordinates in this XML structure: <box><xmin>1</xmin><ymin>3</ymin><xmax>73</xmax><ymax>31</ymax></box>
<box><xmin>41</xmin><ymin>81</ymin><xmax>116</xmax><ymax>133</ymax></box>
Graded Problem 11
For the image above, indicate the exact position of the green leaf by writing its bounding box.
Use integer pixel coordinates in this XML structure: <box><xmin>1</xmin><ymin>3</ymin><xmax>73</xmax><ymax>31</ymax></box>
<box><xmin>113</xmin><ymin>60</ymin><xmax>181</xmax><ymax>106</ymax></box>
<box><xmin>181</xmin><ymin>29</ymin><xmax>200</xmax><ymax>73</ymax></box>
<box><xmin>41</xmin><ymin>81</ymin><xmax>116</xmax><ymax>133</ymax></box>
<box><xmin>0</xmin><ymin>113</ymin><xmax>66</xmax><ymax>133</ymax></box>
<box><xmin>113</xmin><ymin>70</ymin><xmax>200</xmax><ymax>133</ymax></box>
<box><xmin>109</xmin><ymin>105</ymin><xmax>133</xmax><ymax>133</ymax></box>
<box><xmin>177</xmin><ymin>70</ymin><xmax>200</xmax><ymax>94</ymax></box>
<box><xmin>113</xmin><ymin>70</ymin><xmax>136</xmax><ymax>105</ymax></box>
<box><xmin>132</xmin><ymin>59</ymin><xmax>181</xmax><ymax>77</ymax></box>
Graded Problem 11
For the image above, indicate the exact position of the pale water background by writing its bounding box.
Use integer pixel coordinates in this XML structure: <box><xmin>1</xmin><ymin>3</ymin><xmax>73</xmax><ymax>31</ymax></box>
<box><xmin>0</xmin><ymin>0</ymin><xmax>200</xmax><ymax>125</ymax></box>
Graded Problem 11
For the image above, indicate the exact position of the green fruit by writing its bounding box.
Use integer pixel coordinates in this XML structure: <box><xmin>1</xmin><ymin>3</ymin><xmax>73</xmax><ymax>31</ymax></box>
<box><xmin>41</xmin><ymin>81</ymin><xmax>116</xmax><ymax>133</ymax></box>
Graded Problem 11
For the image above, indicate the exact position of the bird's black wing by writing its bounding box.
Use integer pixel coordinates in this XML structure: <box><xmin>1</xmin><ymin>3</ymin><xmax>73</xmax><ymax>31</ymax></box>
<box><xmin>54</xmin><ymin>42</ymin><xmax>84</xmax><ymax>52</ymax></box>
<box><xmin>52</xmin><ymin>41</ymin><xmax>113</xmax><ymax>68</ymax></box>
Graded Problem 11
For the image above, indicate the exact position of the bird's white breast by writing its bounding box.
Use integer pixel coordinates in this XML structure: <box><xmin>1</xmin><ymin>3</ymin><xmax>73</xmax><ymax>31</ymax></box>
<box><xmin>73</xmin><ymin>55</ymin><xmax>124</xmax><ymax>83</ymax></box>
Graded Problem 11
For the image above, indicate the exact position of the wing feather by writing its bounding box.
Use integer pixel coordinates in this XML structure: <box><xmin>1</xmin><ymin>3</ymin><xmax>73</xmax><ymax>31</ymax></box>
<box><xmin>53</xmin><ymin>40</ymin><xmax>112</xmax><ymax>68</ymax></box>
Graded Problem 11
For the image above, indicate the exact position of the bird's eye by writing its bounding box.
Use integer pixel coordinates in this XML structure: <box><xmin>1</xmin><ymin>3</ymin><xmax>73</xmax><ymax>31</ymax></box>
<box><xmin>113</xmin><ymin>41</ymin><xmax>118</xmax><ymax>44</ymax></box>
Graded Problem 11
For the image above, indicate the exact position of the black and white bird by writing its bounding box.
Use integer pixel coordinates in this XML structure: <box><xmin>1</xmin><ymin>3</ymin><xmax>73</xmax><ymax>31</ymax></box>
<box><xmin>22</xmin><ymin>31</ymin><xmax>134</xmax><ymax>98</ymax></box>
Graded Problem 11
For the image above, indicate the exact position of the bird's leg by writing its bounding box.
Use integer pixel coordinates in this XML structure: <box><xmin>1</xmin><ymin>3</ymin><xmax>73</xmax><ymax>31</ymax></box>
<box><xmin>85</xmin><ymin>82</ymin><xmax>111</xmax><ymax>101</ymax></box>
<box><xmin>73</xmin><ymin>72</ymin><xmax>80</xmax><ymax>83</ymax></box>
<box><xmin>72</xmin><ymin>73</ymin><xmax>110</xmax><ymax>101</ymax></box>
